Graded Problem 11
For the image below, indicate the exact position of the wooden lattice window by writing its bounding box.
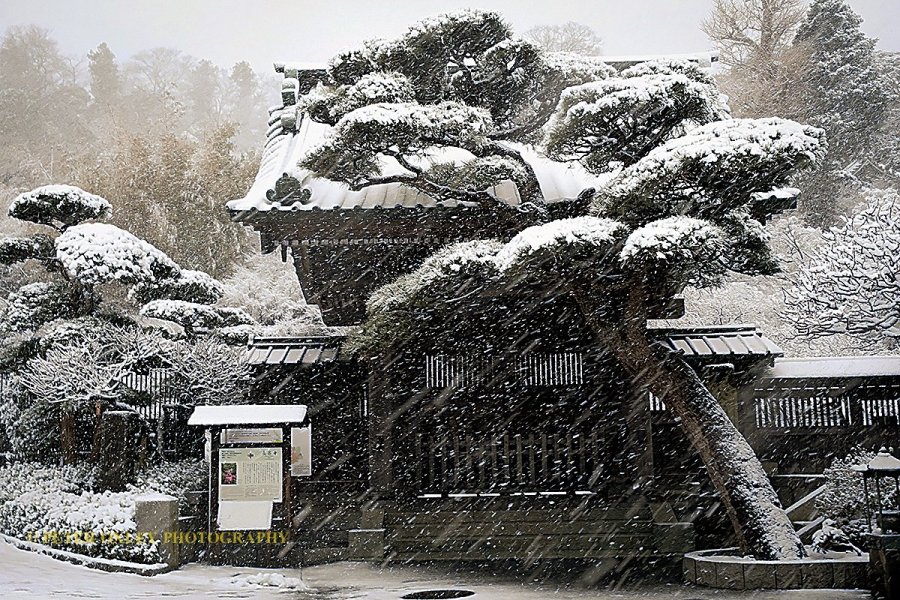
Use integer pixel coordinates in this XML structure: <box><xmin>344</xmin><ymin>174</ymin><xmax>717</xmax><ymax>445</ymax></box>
<box><xmin>424</xmin><ymin>353</ymin><xmax>583</xmax><ymax>388</ymax></box>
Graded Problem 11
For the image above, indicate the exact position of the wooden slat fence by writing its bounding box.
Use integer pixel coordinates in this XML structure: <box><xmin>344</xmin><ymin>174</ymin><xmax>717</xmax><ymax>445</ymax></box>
<box><xmin>412</xmin><ymin>426</ymin><xmax>604</xmax><ymax>495</ymax></box>
<box><xmin>425</xmin><ymin>353</ymin><xmax>584</xmax><ymax>388</ymax></box>
<box><xmin>120</xmin><ymin>369</ymin><xmax>176</xmax><ymax>421</ymax></box>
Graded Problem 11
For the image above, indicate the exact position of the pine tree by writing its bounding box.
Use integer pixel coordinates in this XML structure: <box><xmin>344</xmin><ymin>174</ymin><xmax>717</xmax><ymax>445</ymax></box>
<box><xmin>314</xmin><ymin>10</ymin><xmax>826</xmax><ymax>559</ymax></box>
<box><xmin>794</xmin><ymin>0</ymin><xmax>888</xmax><ymax>162</ymax></box>
<box><xmin>0</xmin><ymin>184</ymin><xmax>254</xmax><ymax>462</ymax></box>
<box><xmin>188</xmin><ymin>59</ymin><xmax>221</xmax><ymax>126</ymax></box>
<box><xmin>87</xmin><ymin>42</ymin><xmax>120</xmax><ymax>110</ymax></box>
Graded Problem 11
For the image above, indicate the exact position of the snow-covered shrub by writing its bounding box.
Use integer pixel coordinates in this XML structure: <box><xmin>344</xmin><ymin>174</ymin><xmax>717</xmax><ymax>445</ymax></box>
<box><xmin>0</xmin><ymin>385</ymin><xmax>60</xmax><ymax>463</ymax></box>
<box><xmin>8</xmin><ymin>185</ymin><xmax>111</xmax><ymax>228</ymax></box>
<box><xmin>140</xmin><ymin>300</ymin><xmax>254</xmax><ymax>331</ymax></box>
<box><xmin>56</xmin><ymin>223</ymin><xmax>180</xmax><ymax>286</ymax></box>
<box><xmin>134</xmin><ymin>459</ymin><xmax>206</xmax><ymax>514</ymax></box>
<box><xmin>129</xmin><ymin>269</ymin><xmax>224</xmax><ymax>305</ymax></box>
<box><xmin>0</xmin><ymin>234</ymin><xmax>54</xmax><ymax>265</ymax></box>
<box><xmin>210</xmin><ymin>324</ymin><xmax>256</xmax><ymax>345</ymax></box>
<box><xmin>0</xmin><ymin>462</ymin><xmax>160</xmax><ymax>563</ymax></box>
<box><xmin>163</xmin><ymin>338</ymin><xmax>249</xmax><ymax>406</ymax></box>
<box><xmin>4</xmin><ymin>282</ymin><xmax>79</xmax><ymax>331</ymax></box>
<box><xmin>816</xmin><ymin>448</ymin><xmax>897</xmax><ymax>544</ymax></box>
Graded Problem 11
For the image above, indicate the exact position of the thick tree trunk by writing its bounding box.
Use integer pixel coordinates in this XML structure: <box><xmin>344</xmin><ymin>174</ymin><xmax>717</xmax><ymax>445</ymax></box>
<box><xmin>59</xmin><ymin>409</ymin><xmax>77</xmax><ymax>465</ymax></box>
<box><xmin>573</xmin><ymin>291</ymin><xmax>804</xmax><ymax>560</ymax></box>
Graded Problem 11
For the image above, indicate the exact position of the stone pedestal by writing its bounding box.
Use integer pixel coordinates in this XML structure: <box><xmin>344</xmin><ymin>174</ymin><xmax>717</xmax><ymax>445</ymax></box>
<box><xmin>135</xmin><ymin>493</ymin><xmax>180</xmax><ymax>568</ymax></box>
<box><xmin>869</xmin><ymin>533</ymin><xmax>900</xmax><ymax>600</ymax></box>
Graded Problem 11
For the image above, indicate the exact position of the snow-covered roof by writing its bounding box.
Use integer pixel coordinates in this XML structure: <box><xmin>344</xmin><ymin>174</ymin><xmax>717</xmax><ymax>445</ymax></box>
<box><xmin>657</xmin><ymin>324</ymin><xmax>782</xmax><ymax>358</ymax></box>
<box><xmin>227</xmin><ymin>106</ymin><xmax>608</xmax><ymax>216</ymax></box>
<box><xmin>188</xmin><ymin>404</ymin><xmax>308</xmax><ymax>426</ymax></box>
<box><xmin>766</xmin><ymin>356</ymin><xmax>900</xmax><ymax>379</ymax></box>
<box><xmin>602</xmin><ymin>51</ymin><xmax>719</xmax><ymax>69</ymax></box>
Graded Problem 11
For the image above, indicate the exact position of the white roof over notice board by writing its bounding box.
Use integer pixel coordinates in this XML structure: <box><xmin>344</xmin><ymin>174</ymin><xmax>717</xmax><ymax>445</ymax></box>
<box><xmin>188</xmin><ymin>404</ymin><xmax>308</xmax><ymax>426</ymax></box>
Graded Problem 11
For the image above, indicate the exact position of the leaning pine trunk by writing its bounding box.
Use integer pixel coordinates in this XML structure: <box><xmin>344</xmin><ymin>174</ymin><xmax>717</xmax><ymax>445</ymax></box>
<box><xmin>617</xmin><ymin>337</ymin><xmax>804</xmax><ymax>559</ymax></box>
<box><xmin>574</xmin><ymin>291</ymin><xmax>804</xmax><ymax>560</ymax></box>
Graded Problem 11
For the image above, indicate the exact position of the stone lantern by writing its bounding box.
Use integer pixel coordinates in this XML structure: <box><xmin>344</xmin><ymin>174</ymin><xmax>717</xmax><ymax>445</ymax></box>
<box><xmin>853</xmin><ymin>449</ymin><xmax>900</xmax><ymax>599</ymax></box>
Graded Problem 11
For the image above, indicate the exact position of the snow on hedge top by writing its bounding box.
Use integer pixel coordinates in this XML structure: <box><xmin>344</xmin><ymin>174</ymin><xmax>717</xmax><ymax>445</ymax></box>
<box><xmin>56</xmin><ymin>223</ymin><xmax>179</xmax><ymax>286</ymax></box>
<box><xmin>495</xmin><ymin>216</ymin><xmax>625</xmax><ymax>272</ymax></box>
<box><xmin>620</xmin><ymin>216</ymin><xmax>720</xmax><ymax>265</ymax></box>
<box><xmin>9</xmin><ymin>185</ymin><xmax>111</xmax><ymax>227</ymax></box>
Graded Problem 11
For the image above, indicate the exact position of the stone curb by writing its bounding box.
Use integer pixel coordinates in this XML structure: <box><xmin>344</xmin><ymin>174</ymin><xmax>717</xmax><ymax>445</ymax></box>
<box><xmin>0</xmin><ymin>533</ymin><xmax>174</xmax><ymax>576</ymax></box>
<box><xmin>684</xmin><ymin>547</ymin><xmax>868</xmax><ymax>590</ymax></box>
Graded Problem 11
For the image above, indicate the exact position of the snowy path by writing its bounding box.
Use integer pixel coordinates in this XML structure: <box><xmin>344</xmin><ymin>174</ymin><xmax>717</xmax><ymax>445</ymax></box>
<box><xmin>0</xmin><ymin>539</ymin><xmax>871</xmax><ymax>599</ymax></box>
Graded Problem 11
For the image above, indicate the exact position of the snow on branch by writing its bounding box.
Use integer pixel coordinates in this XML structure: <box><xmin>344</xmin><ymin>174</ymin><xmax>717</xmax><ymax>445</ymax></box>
<box><xmin>129</xmin><ymin>269</ymin><xmax>224</xmax><ymax>305</ymax></box>
<box><xmin>619</xmin><ymin>58</ymin><xmax>718</xmax><ymax>87</ymax></box>
<box><xmin>0</xmin><ymin>235</ymin><xmax>55</xmax><ymax>266</ymax></box>
<box><xmin>163</xmin><ymin>338</ymin><xmax>249</xmax><ymax>405</ymax></box>
<box><xmin>301</xmin><ymin>72</ymin><xmax>416</xmax><ymax>125</ymax></box>
<box><xmin>495</xmin><ymin>216</ymin><xmax>626</xmax><ymax>274</ymax></box>
<box><xmin>3</xmin><ymin>282</ymin><xmax>79</xmax><ymax>332</ymax></box>
<box><xmin>785</xmin><ymin>191</ymin><xmax>900</xmax><ymax>340</ymax></box>
<box><xmin>366</xmin><ymin>240</ymin><xmax>503</xmax><ymax>315</ymax></box>
<box><xmin>56</xmin><ymin>223</ymin><xmax>180</xmax><ymax>286</ymax></box>
<box><xmin>601</xmin><ymin>117</ymin><xmax>826</xmax><ymax>226</ymax></box>
<box><xmin>620</xmin><ymin>216</ymin><xmax>721</xmax><ymax>263</ymax></box>
<box><xmin>9</xmin><ymin>185</ymin><xmax>111</xmax><ymax>229</ymax></box>
<box><xmin>545</xmin><ymin>73</ymin><xmax>728</xmax><ymax>171</ymax></box>
<box><xmin>139</xmin><ymin>300</ymin><xmax>254</xmax><ymax>331</ymax></box>
<box><xmin>620</xmin><ymin>216</ymin><xmax>724</xmax><ymax>288</ymax></box>
<box><xmin>301</xmin><ymin>101</ymin><xmax>494</xmax><ymax>192</ymax></box>
<box><xmin>544</xmin><ymin>52</ymin><xmax>615</xmax><ymax>83</ymax></box>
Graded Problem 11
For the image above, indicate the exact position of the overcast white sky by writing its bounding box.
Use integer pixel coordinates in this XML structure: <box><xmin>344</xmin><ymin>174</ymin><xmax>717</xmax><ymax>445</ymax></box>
<box><xmin>1</xmin><ymin>0</ymin><xmax>898</xmax><ymax>74</ymax></box>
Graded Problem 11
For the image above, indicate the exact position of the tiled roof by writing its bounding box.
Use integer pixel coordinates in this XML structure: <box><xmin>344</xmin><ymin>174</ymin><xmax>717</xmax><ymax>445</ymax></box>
<box><xmin>245</xmin><ymin>325</ymin><xmax>780</xmax><ymax>369</ymax></box>
<box><xmin>227</xmin><ymin>87</ymin><xmax>610</xmax><ymax>216</ymax></box>
<box><xmin>244</xmin><ymin>336</ymin><xmax>344</xmax><ymax>366</ymax></box>
<box><xmin>655</xmin><ymin>325</ymin><xmax>783</xmax><ymax>358</ymax></box>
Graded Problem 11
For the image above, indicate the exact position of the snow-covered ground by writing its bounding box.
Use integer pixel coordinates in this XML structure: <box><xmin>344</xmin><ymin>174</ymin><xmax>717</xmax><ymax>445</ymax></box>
<box><xmin>0</xmin><ymin>539</ymin><xmax>870</xmax><ymax>599</ymax></box>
